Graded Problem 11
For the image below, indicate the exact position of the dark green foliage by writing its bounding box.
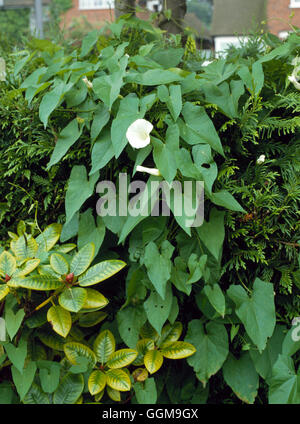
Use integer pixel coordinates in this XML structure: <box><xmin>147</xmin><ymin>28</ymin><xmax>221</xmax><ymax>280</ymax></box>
<box><xmin>0</xmin><ymin>19</ymin><xmax>299</xmax><ymax>404</ymax></box>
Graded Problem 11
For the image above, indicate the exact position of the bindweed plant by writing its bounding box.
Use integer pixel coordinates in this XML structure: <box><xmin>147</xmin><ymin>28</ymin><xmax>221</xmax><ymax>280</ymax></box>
<box><xmin>0</xmin><ymin>17</ymin><xmax>299</xmax><ymax>403</ymax></box>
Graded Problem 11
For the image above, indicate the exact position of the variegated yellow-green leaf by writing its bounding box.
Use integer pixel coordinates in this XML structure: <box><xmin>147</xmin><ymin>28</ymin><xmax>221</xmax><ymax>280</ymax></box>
<box><xmin>59</xmin><ymin>287</ymin><xmax>87</xmax><ymax>312</ymax></box>
<box><xmin>36</xmin><ymin>224</ymin><xmax>62</xmax><ymax>253</ymax></box>
<box><xmin>0</xmin><ymin>251</ymin><xmax>16</xmax><ymax>277</ymax></box>
<box><xmin>81</xmin><ymin>288</ymin><xmax>108</xmax><ymax>310</ymax></box>
<box><xmin>70</xmin><ymin>243</ymin><xmax>95</xmax><ymax>277</ymax></box>
<box><xmin>140</xmin><ymin>321</ymin><xmax>159</xmax><ymax>341</ymax></box>
<box><xmin>14</xmin><ymin>259</ymin><xmax>40</xmax><ymax>277</ymax></box>
<box><xmin>64</xmin><ymin>342</ymin><xmax>97</xmax><ymax>367</ymax></box>
<box><xmin>134</xmin><ymin>339</ymin><xmax>155</xmax><ymax>366</ymax></box>
<box><xmin>106</xmin><ymin>369</ymin><xmax>131</xmax><ymax>392</ymax></box>
<box><xmin>78</xmin><ymin>311</ymin><xmax>108</xmax><ymax>327</ymax></box>
<box><xmin>76</xmin><ymin>396</ymin><xmax>83</xmax><ymax>404</ymax></box>
<box><xmin>160</xmin><ymin>341</ymin><xmax>196</xmax><ymax>359</ymax></box>
<box><xmin>53</xmin><ymin>243</ymin><xmax>76</xmax><ymax>254</ymax></box>
<box><xmin>10</xmin><ymin>235</ymin><xmax>38</xmax><ymax>260</ymax></box>
<box><xmin>106</xmin><ymin>386</ymin><xmax>121</xmax><ymax>402</ymax></box>
<box><xmin>106</xmin><ymin>349</ymin><xmax>138</xmax><ymax>369</ymax></box>
<box><xmin>0</xmin><ymin>284</ymin><xmax>9</xmax><ymax>301</ymax></box>
<box><xmin>8</xmin><ymin>232</ymin><xmax>18</xmax><ymax>241</ymax></box>
<box><xmin>50</xmin><ymin>253</ymin><xmax>69</xmax><ymax>275</ymax></box>
<box><xmin>144</xmin><ymin>349</ymin><xmax>164</xmax><ymax>374</ymax></box>
<box><xmin>158</xmin><ymin>322</ymin><xmax>183</xmax><ymax>348</ymax></box>
<box><xmin>38</xmin><ymin>265</ymin><xmax>60</xmax><ymax>278</ymax></box>
<box><xmin>78</xmin><ymin>260</ymin><xmax>126</xmax><ymax>287</ymax></box>
<box><xmin>37</xmin><ymin>330</ymin><xmax>67</xmax><ymax>351</ymax></box>
<box><xmin>88</xmin><ymin>370</ymin><xmax>107</xmax><ymax>395</ymax></box>
<box><xmin>95</xmin><ymin>389</ymin><xmax>105</xmax><ymax>402</ymax></box>
<box><xmin>132</xmin><ymin>368</ymin><xmax>149</xmax><ymax>382</ymax></box>
<box><xmin>93</xmin><ymin>329</ymin><xmax>115</xmax><ymax>364</ymax></box>
<box><xmin>47</xmin><ymin>305</ymin><xmax>72</xmax><ymax>338</ymax></box>
<box><xmin>14</xmin><ymin>275</ymin><xmax>62</xmax><ymax>291</ymax></box>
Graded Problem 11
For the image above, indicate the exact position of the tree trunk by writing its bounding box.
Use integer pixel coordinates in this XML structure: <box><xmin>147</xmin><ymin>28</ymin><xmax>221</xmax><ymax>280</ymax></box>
<box><xmin>115</xmin><ymin>0</ymin><xmax>136</xmax><ymax>20</ymax></box>
<box><xmin>159</xmin><ymin>0</ymin><xmax>187</xmax><ymax>35</ymax></box>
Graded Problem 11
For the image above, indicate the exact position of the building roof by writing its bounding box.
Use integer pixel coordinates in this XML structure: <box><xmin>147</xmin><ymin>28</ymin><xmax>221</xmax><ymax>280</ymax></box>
<box><xmin>211</xmin><ymin>0</ymin><xmax>267</xmax><ymax>37</ymax></box>
<box><xmin>184</xmin><ymin>12</ymin><xmax>211</xmax><ymax>40</ymax></box>
<box><xmin>0</xmin><ymin>0</ymin><xmax>51</xmax><ymax>8</ymax></box>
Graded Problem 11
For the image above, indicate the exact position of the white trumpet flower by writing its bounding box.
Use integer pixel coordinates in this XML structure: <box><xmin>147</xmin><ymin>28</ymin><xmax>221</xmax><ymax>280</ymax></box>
<box><xmin>126</xmin><ymin>119</ymin><xmax>153</xmax><ymax>149</ymax></box>
<box><xmin>288</xmin><ymin>73</ymin><xmax>300</xmax><ymax>90</ymax></box>
<box><xmin>136</xmin><ymin>165</ymin><xmax>161</xmax><ymax>176</ymax></box>
<box><xmin>256</xmin><ymin>154</ymin><xmax>265</xmax><ymax>164</ymax></box>
<box><xmin>82</xmin><ymin>76</ymin><xmax>93</xmax><ymax>89</ymax></box>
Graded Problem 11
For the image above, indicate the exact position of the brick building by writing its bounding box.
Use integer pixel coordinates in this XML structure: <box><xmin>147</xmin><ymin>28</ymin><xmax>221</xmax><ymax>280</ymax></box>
<box><xmin>211</xmin><ymin>0</ymin><xmax>300</xmax><ymax>55</ymax></box>
<box><xmin>61</xmin><ymin>0</ymin><xmax>159</xmax><ymax>28</ymax></box>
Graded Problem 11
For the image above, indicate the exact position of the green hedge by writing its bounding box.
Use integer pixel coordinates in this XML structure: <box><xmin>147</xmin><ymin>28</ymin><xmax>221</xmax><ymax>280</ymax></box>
<box><xmin>0</xmin><ymin>18</ymin><xmax>299</xmax><ymax>404</ymax></box>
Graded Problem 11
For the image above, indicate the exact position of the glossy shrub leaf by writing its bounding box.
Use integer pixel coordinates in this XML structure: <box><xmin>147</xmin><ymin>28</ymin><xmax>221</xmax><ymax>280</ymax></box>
<box><xmin>50</xmin><ymin>253</ymin><xmax>69</xmax><ymax>275</ymax></box>
<box><xmin>158</xmin><ymin>322</ymin><xmax>183</xmax><ymax>348</ymax></box>
<box><xmin>227</xmin><ymin>278</ymin><xmax>276</xmax><ymax>353</ymax></box>
<box><xmin>185</xmin><ymin>320</ymin><xmax>229</xmax><ymax>386</ymax></box>
<box><xmin>106</xmin><ymin>368</ymin><xmax>131</xmax><ymax>392</ymax></box>
<box><xmin>134</xmin><ymin>339</ymin><xmax>155</xmax><ymax>366</ymax></box>
<box><xmin>81</xmin><ymin>288</ymin><xmax>108</xmax><ymax>310</ymax></box>
<box><xmin>94</xmin><ymin>329</ymin><xmax>115</xmax><ymax>364</ymax></box>
<box><xmin>106</xmin><ymin>349</ymin><xmax>138</xmax><ymax>369</ymax></box>
<box><xmin>47</xmin><ymin>306</ymin><xmax>72</xmax><ymax>338</ymax></box>
<box><xmin>10</xmin><ymin>235</ymin><xmax>38</xmax><ymax>260</ymax></box>
<box><xmin>160</xmin><ymin>341</ymin><xmax>196</xmax><ymax>359</ymax></box>
<box><xmin>0</xmin><ymin>251</ymin><xmax>16</xmax><ymax>277</ymax></box>
<box><xmin>0</xmin><ymin>285</ymin><xmax>9</xmax><ymax>301</ymax></box>
<box><xmin>36</xmin><ymin>223</ymin><xmax>62</xmax><ymax>253</ymax></box>
<box><xmin>53</xmin><ymin>373</ymin><xmax>84</xmax><ymax>404</ymax></box>
<box><xmin>70</xmin><ymin>242</ymin><xmax>95</xmax><ymax>276</ymax></box>
<box><xmin>88</xmin><ymin>370</ymin><xmax>107</xmax><ymax>396</ymax></box>
<box><xmin>37</xmin><ymin>330</ymin><xmax>66</xmax><ymax>351</ymax></box>
<box><xmin>64</xmin><ymin>342</ymin><xmax>97</xmax><ymax>367</ymax></box>
<box><xmin>58</xmin><ymin>287</ymin><xmax>88</xmax><ymax>313</ymax></box>
<box><xmin>78</xmin><ymin>311</ymin><xmax>107</xmax><ymax>327</ymax></box>
<box><xmin>223</xmin><ymin>353</ymin><xmax>259</xmax><ymax>404</ymax></box>
<box><xmin>15</xmin><ymin>275</ymin><xmax>62</xmax><ymax>291</ymax></box>
<box><xmin>78</xmin><ymin>259</ymin><xmax>126</xmax><ymax>287</ymax></box>
<box><xmin>107</xmin><ymin>386</ymin><xmax>121</xmax><ymax>402</ymax></box>
<box><xmin>144</xmin><ymin>350</ymin><xmax>164</xmax><ymax>374</ymax></box>
<box><xmin>23</xmin><ymin>383</ymin><xmax>50</xmax><ymax>404</ymax></box>
<box><xmin>14</xmin><ymin>259</ymin><xmax>40</xmax><ymax>277</ymax></box>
